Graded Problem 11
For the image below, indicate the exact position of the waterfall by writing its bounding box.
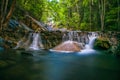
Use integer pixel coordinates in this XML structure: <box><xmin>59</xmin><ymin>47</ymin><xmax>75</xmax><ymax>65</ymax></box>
<box><xmin>14</xmin><ymin>32</ymin><xmax>44</xmax><ymax>50</ymax></box>
<box><xmin>85</xmin><ymin>37</ymin><xmax>96</xmax><ymax>49</ymax></box>
<box><xmin>85</xmin><ymin>32</ymin><xmax>97</xmax><ymax>49</ymax></box>
<box><xmin>29</xmin><ymin>33</ymin><xmax>40</xmax><ymax>50</ymax></box>
<box><xmin>51</xmin><ymin>31</ymin><xmax>99</xmax><ymax>53</ymax></box>
<box><xmin>62</xmin><ymin>31</ymin><xmax>98</xmax><ymax>49</ymax></box>
<box><xmin>62</xmin><ymin>31</ymin><xmax>80</xmax><ymax>42</ymax></box>
<box><xmin>28</xmin><ymin>33</ymin><xmax>44</xmax><ymax>50</ymax></box>
<box><xmin>13</xmin><ymin>33</ymin><xmax>33</xmax><ymax>49</ymax></box>
<box><xmin>79</xmin><ymin>32</ymin><xmax>98</xmax><ymax>54</ymax></box>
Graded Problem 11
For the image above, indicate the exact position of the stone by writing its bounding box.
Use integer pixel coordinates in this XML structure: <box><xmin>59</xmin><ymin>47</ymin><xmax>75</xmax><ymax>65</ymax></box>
<box><xmin>52</xmin><ymin>41</ymin><xmax>81</xmax><ymax>52</ymax></box>
<box><xmin>94</xmin><ymin>38</ymin><xmax>110</xmax><ymax>50</ymax></box>
<box><xmin>0</xmin><ymin>60</ymin><xmax>8</xmax><ymax>68</ymax></box>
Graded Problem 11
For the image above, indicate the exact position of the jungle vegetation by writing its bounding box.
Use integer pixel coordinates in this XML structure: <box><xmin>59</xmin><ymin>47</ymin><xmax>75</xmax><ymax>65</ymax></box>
<box><xmin>0</xmin><ymin>0</ymin><xmax>120</xmax><ymax>31</ymax></box>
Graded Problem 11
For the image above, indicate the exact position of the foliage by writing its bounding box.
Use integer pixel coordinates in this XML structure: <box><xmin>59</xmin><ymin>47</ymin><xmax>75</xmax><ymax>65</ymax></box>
<box><xmin>15</xmin><ymin>0</ymin><xmax>44</xmax><ymax>20</ymax></box>
<box><xmin>105</xmin><ymin>0</ymin><xmax>120</xmax><ymax>31</ymax></box>
<box><xmin>0</xmin><ymin>0</ymin><xmax>119</xmax><ymax>31</ymax></box>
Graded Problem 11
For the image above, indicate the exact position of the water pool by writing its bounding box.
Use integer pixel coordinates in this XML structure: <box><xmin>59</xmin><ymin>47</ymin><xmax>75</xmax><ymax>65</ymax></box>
<box><xmin>0</xmin><ymin>50</ymin><xmax>120</xmax><ymax>80</ymax></box>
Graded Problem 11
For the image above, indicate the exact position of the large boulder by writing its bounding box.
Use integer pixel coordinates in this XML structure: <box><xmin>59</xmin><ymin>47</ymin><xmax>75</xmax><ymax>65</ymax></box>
<box><xmin>52</xmin><ymin>41</ymin><xmax>81</xmax><ymax>52</ymax></box>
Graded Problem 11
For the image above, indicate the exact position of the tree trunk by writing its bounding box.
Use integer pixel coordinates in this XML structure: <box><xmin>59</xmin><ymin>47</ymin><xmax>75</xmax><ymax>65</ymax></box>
<box><xmin>117</xmin><ymin>0</ymin><xmax>119</xmax><ymax>31</ymax></box>
<box><xmin>3</xmin><ymin>0</ymin><xmax>9</xmax><ymax>20</ymax></box>
<box><xmin>67</xmin><ymin>7</ymin><xmax>72</xmax><ymax>27</ymax></box>
<box><xmin>0</xmin><ymin>0</ymin><xmax>5</xmax><ymax>30</ymax></box>
<box><xmin>101</xmin><ymin>0</ymin><xmax>103</xmax><ymax>31</ymax></box>
<box><xmin>99</xmin><ymin>0</ymin><xmax>105</xmax><ymax>31</ymax></box>
<box><xmin>3</xmin><ymin>0</ymin><xmax>16</xmax><ymax>28</ymax></box>
<box><xmin>0</xmin><ymin>8</ymin><xmax>1</xmax><ymax>30</ymax></box>
<box><xmin>0</xmin><ymin>0</ymin><xmax>16</xmax><ymax>31</ymax></box>
<box><xmin>78</xmin><ymin>0</ymin><xmax>84</xmax><ymax>28</ymax></box>
<box><xmin>1</xmin><ymin>0</ymin><xmax>9</xmax><ymax>28</ymax></box>
<box><xmin>89</xmin><ymin>0</ymin><xmax>92</xmax><ymax>31</ymax></box>
<box><xmin>103</xmin><ymin>0</ymin><xmax>105</xmax><ymax>30</ymax></box>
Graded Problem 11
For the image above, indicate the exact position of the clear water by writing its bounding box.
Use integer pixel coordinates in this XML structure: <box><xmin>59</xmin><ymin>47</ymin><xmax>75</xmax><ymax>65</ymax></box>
<box><xmin>0</xmin><ymin>50</ymin><xmax>120</xmax><ymax>80</ymax></box>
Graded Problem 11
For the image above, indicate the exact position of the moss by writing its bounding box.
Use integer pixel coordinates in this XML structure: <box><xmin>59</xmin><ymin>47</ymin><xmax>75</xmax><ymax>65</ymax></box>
<box><xmin>94</xmin><ymin>38</ymin><xmax>111</xmax><ymax>50</ymax></box>
<box><xmin>111</xmin><ymin>41</ymin><xmax>120</xmax><ymax>56</ymax></box>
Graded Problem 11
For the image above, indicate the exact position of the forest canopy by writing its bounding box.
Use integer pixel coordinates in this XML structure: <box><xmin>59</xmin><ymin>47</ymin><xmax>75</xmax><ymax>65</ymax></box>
<box><xmin>0</xmin><ymin>0</ymin><xmax>120</xmax><ymax>31</ymax></box>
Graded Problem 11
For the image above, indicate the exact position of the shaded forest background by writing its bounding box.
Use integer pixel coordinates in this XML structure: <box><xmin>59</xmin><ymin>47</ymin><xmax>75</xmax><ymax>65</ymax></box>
<box><xmin>0</xmin><ymin>0</ymin><xmax>120</xmax><ymax>31</ymax></box>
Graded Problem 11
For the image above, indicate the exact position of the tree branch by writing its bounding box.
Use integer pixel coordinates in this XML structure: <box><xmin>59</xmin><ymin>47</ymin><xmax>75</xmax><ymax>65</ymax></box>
<box><xmin>4</xmin><ymin>0</ymin><xmax>16</xmax><ymax>25</ymax></box>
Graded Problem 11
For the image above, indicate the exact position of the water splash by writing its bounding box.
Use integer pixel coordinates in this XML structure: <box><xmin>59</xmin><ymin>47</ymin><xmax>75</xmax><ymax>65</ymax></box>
<box><xmin>80</xmin><ymin>32</ymin><xmax>98</xmax><ymax>54</ymax></box>
<box><xmin>86</xmin><ymin>32</ymin><xmax>98</xmax><ymax>49</ymax></box>
<box><xmin>85</xmin><ymin>37</ymin><xmax>97</xmax><ymax>49</ymax></box>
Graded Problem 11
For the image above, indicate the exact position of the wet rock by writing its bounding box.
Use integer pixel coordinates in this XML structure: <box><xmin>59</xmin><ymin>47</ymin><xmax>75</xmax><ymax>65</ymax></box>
<box><xmin>52</xmin><ymin>41</ymin><xmax>81</xmax><ymax>52</ymax></box>
<box><xmin>94</xmin><ymin>38</ymin><xmax>110</xmax><ymax>50</ymax></box>
<box><xmin>0</xmin><ymin>60</ymin><xmax>8</xmax><ymax>68</ymax></box>
<box><xmin>9</xmin><ymin>19</ymin><xmax>19</xmax><ymax>29</ymax></box>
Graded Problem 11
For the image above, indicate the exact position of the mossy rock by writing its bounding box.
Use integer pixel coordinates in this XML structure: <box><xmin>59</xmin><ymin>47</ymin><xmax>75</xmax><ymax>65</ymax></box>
<box><xmin>94</xmin><ymin>38</ymin><xmax>111</xmax><ymax>50</ymax></box>
<box><xmin>112</xmin><ymin>42</ymin><xmax>120</xmax><ymax>56</ymax></box>
<box><xmin>0</xmin><ymin>60</ymin><xmax>8</xmax><ymax>68</ymax></box>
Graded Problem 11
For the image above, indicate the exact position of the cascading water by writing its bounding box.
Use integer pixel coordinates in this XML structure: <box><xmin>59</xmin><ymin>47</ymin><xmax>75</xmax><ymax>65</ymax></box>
<box><xmin>26</xmin><ymin>32</ymin><xmax>44</xmax><ymax>50</ymax></box>
<box><xmin>84</xmin><ymin>36</ymin><xmax>97</xmax><ymax>49</ymax></box>
<box><xmin>62</xmin><ymin>31</ymin><xmax>80</xmax><ymax>42</ymax></box>
<box><xmin>88</xmin><ymin>37</ymin><xmax>96</xmax><ymax>48</ymax></box>
<box><xmin>15</xmin><ymin>30</ymin><xmax>98</xmax><ymax>53</ymax></box>
<box><xmin>14</xmin><ymin>32</ymin><xmax>44</xmax><ymax>50</ymax></box>
<box><xmin>80</xmin><ymin>32</ymin><xmax>98</xmax><ymax>54</ymax></box>
<box><xmin>51</xmin><ymin>31</ymin><xmax>82</xmax><ymax>52</ymax></box>
<box><xmin>13</xmin><ymin>33</ymin><xmax>33</xmax><ymax>49</ymax></box>
<box><xmin>62</xmin><ymin>31</ymin><xmax>91</xmax><ymax>49</ymax></box>
<box><xmin>85</xmin><ymin>32</ymin><xmax>97</xmax><ymax>49</ymax></box>
<box><xmin>52</xmin><ymin>31</ymin><xmax>98</xmax><ymax>53</ymax></box>
<box><xmin>29</xmin><ymin>33</ymin><xmax>40</xmax><ymax>50</ymax></box>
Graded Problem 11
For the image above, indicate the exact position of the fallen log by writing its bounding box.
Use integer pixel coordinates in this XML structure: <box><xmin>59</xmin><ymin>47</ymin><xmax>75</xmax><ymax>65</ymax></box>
<box><xmin>25</xmin><ymin>15</ymin><xmax>48</xmax><ymax>31</ymax></box>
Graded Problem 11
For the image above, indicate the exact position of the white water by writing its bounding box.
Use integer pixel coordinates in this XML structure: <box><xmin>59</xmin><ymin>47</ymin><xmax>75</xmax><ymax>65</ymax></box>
<box><xmin>28</xmin><ymin>33</ymin><xmax>44</xmax><ymax>50</ymax></box>
<box><xmin>62</xmin><ymin>31</ymin><xmax>80</xmax><ymax>42</ymax></box>
<box><xmin>62</xmin><ymin>31</ymin><xmax>98</xmax><ymax>49</ymax></box>
<box><xmin>15</xmin><ymin>31</ymin><xmax>98</xmax><ymax>53</ymax></box>
<box><xmin>80</xmin><ymin>32</ymin><xmax>98</xmax><ymax>54</ymax></box>
<box><xmin>51</xmin><ymin>36</ymin><xmax>97</xmax><ymax>53</ymax></box>
<box><xmin>14</xmin><ymin>32</ymin><xmax>44</xmax><ymax>50</ymax></box>
<box><xmin>85</xmin><ymin>36</ymin><xmax>97</xmax><ymax>49</ymax></box>
<box><xmin>13</xmin><ymin>33</ymin><xmax>33</xmax><ymax>49</ymax></box>
<box><xmin>51</xmin><ymin>31</ymin><xmax>98</xmax><ymax>53</ymax></box>
<box><xmin>80</xmin><ymin>36</ymin><xmax>97</xmax><ymax>54</ymax></box>
<box><xmin>29</xmin><ymin>33</ymin><xmax>40</xmax><ymax>50</ymax></box>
